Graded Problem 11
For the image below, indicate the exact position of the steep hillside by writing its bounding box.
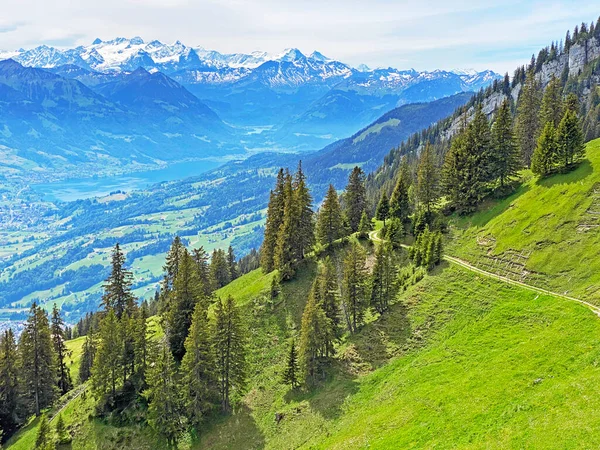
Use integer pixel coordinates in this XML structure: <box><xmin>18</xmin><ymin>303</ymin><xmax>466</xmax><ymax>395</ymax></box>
<box><xmin>448</xmin><ymin>138</ymin><xmax>600</xmax><ymax>304</ymax></box>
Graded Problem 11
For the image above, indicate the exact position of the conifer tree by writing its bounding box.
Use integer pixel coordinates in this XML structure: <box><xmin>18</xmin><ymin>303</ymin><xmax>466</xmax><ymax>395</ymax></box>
<box><xmin>192</xmin><ymin>246</ymin><xmax>213</xmax><ymax>297</ymax></box>
<box><xmin>491</xmin><ymin>99</ymin><xmax>520</xmax><ymax>188</ymax></box>
<box><xmin>91</xmin><ymin>309</ymin><xmax>121</xmax><ymax>400</ymax></box>
<box><xmin>145</xmin><ymin>339</ymin><xmax>182</xmax><ymax>447</ymax></box>
<box><xmin>34</xmin><ymin>413</ymin><xmax>54</xmax><ymax>450</ymax></box>
<box><xmin>556</xmin><ymin>108</ymin><xmax>585</xmax><ymax>170</ymax></box>
<box><xmin>55</xmin><ymin>414</ymin><xmax>70</xmax><ymax>445</ymax></box>
<box><xmin>344</xmin><ymin>167</ymin><xmax>367</xmax><ymax>232</ymax></box>
<box><xmin>19</xmin><ymin>303</ymin><xmax>57</xmax><ymax>416</ymax></box>
<box><xmin>167</xmin><ymin>250</ymin><xmax>207</xmax><ymax>361</ymax></box>
<box><xmin>261</xmin><ymin>169</ymin><xmax>287</xmax><ymax>272</ymax></box>
<box><xmin>315</xmin><ymin>258</ymin><xmax>339</xmax><ymax>354</ymax></box>
<box><xmin>540</xmin><ymin>75</ymin><xmax>563</xmax><ymax>128</ymax></box>
<box><xmin>299</xmin><ymin>286</ymin><xmax>331</xmax><ymax>384</ymax></box>
<box><xmin>442</xmin><ymin>130</ymin><xmax>467</xmax><ymax>210</ymax></box>
<box><xmin>370</xmin><ymin>243</ymin><xmax>397</xmax><ymax>314</ymax></box>
<box><xmin>101</xmin><ymin>243</ymin><xmax>136</xmax><ymax>319</ymax></box>
<box><xmin>316</xmin><ymin>184</ymin><xmax>346</xmax><ymax>246</ymax></box>
<box><xmin>516</xmin><ymin>70</ymin><xmax>542</xmax><ymax>166</ymax></box>
<box><xmin>376</xmin><ymin>191</ymin><xmax>390</xmax><ymax>226</ymax></box>
<box><xmin>341</xmin><ymin>241</ymin><xmax>369</xmax><ymax>333</ymax></box>
<box><xmin>210</xmin><ymin>249</ymin><xmax>231</xmax><ymax>289</ymax></box>
<box><xmin>162</xmin><ymin>236</ymin><xmax>184</xmax><ymax>295</ymax></box>
<box><xmin>78</xmin><ymin>332</ymin><xmax>96</xmax><ymax>384</ymax></box>
<box><xmin>293</xmin><ymin>161</ymin><xmax>315</xmax><ymax>260</ymax></box>
<box><xmin>132</xmin><ymin>304</ymin><xmax>149</xmax><ymax>388</ymax></box>
<box><xmin>226</xmin><ymin>246</ymin><xmax>238</xmax><ymax>282</ymax></box>
<box><xmin>385</xmin><ymin>218</ymin><xmax>404</xmax><ymax>247</ymax></box>
<box><xmin>180</xmin><ymin>302</ymin><xmax>216</xmax><ymax>426</ymax></box>
<box><xmin>213</xmin><ymin>296</ymin><xmax>246</xmax><ymax>412</ymax></box>
<box><xmin>50</xmin><ymin>304</ymin><xmax>72</xmax><ymax>395</ymax></box>
<box><xmin>416</xmin><ymin>142</ymin><xmax>439</xmax><ymax>214</ymax></box>
<box><xmin>532</xmin><ymin>122</ymin><xmax>557</xmax><ymax>176</ymax></box>
<box><xmin>389</xmin><ymin>157</ymin><xmax>411</xmax><ymax>224</ymax></box>
<box><xmin>282</xmin><ymin>340</ymin><xmax>299</xmax><ymax>389</ymax></box>
<box><xmin>0</xmin><ymin>329</ymin><xmax>19</xmax><ymax>436</ymax></box>
<box><xmin>357</xmin><ymin>211</ymin><xmax>372</xmax><ymax>238</ymax></box>
<box><xmin>274</xmin><ymin>172</ymin><xmax>299</xmax><ymax>280</ymax></box>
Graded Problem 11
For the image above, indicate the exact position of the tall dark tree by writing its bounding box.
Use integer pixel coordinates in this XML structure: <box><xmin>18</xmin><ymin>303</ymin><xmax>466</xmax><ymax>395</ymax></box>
<box><xmin>78</xmin><ymin>333</ymin><xmax>96</xmax><ymax>384</ymax></box>
<box><xmin>540</xmin><ymin>75</ymin><xmax>563</xmax><ymax>128</ymax></box>
<box><xmin>344</xmin><ymin>167</ymin><xmax>367</xmax><ymax>232</ymax></box>
<box><xmin>416</xmin><ymin>142</ymin><xmax>439</xmax><ymax>214</ymax></box>
<box><xmin>516</xmin><ymin>70</ymin><xmax>542</xmax><ymax>166</ymax></box>
<box><xmin>192</xmin><ymin>246</ymin><xmax>213</xmax><ymax>297</ymax></box>
<box><xmin>50</xmin><ymin>304</ymin><xmax>72</xmax><ymax>395</ymax></box>
<box><xmin>556</xmin><ymin>108</ymin><xmax>585</xmax><ymax>170</ymax></box>
<box><xmin>293</xmin><ymin>161</ymin><xmax>315</xmax><ymax>259</ymax></box>
<box><xmin>34</xmin><ymin>413</ymin><xmax>54</xmax><ymax>450</ymax></box>
<box><xmin>370</xmin><ymin>243</ymin><xmax>397</xmax><ymax>314</ymax></box>
<box><xmin>101</xmin><ymin>243</ymin><xmax>136</xmax><ymax>319</ymax></box>
<box><xmin>531</xmin><ymin>122</ymin><xmax>557</xmax><ymax>177</ymax></box>
<box><xmin>299</xmin><ymin>284</ymin><xmax>331</xmax><ymax>384</ymax></box>
<box><xmin>274</xmin><ymin>172</ymin><xmax>299</xmax><ymax>280</ymax></box>
<box><xmin>0</xmin><ymin>329</ymin><xmax>19</xmax><ymax>436</ymax></box>
<box><xmin>162</xmin><ymin>236</ymin><xmax>185</xmax><ymax>294</ymax></box>
<box><xmin>92</xmin><ymin>309</ymin><xmax>121</xmax><ymax>399</ymax></box>
<box><xmin>490</xmin><ymin>99</ymin><xmax>520</xmax><ymax>188</ymax></box>
<box><xmin>376</xmin><ymin>191</ymin><xmax>390</xmax><ymax>226</ymax></box>
<box><xmin>341</xmin><ymin>241</ymin><xmax>369</xmax><ymax>333</ymax></box>
<box><xmin>389</xmin><ymin>157</ymin><xmax>411</xmax><ymax>224</ymax></box>
<box><xmin>316</xmin><ymin>184</ymin><xmax>346</xmax><ymax>246</ymax></box>
<box><xmin>282</xmin><ymin>339</ymin><xmax>299</xmax><ymax>389</ymax></box>
<box><xmin>19</xmin><ymin>303</ymin><xmax>57</xmax><ymax>416</ymax></box>
<box><xmin>226</xmin><ymin>246</ymin><xmax>238</xmax><ymax>282</ymax></box>
<box><xmin>261</xmin><ymin>169</ymin><xmax>287</xmax><ymax>273</ymax></box>
<box><xmin>210</xmin><ymin>249</ymin><xmax>231</xmax><ymax>290</ymax></box>
<box><xmin>213</xmin><ymin>296</ymin><xmax>246</xmax><ymax>412</ymax></box>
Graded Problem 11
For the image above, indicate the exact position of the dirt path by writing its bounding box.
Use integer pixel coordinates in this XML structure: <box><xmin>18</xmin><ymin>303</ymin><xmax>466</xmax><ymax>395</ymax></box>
<box><xmin>49</xmin><ymin>383</ymin><xmax>87</xmax><ymax>422</ymax></box>
<box><xmin>368</xmin><ymin>229</ymin><xmax>600</xmax><ymax>317</ymax></box>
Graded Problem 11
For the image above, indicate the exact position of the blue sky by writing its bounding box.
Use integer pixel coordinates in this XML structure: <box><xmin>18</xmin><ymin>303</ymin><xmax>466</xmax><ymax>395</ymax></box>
<box><xmin>0</xmin><ymin>0</ymin><xmax>598</xmax><ymax>73</ymax></box>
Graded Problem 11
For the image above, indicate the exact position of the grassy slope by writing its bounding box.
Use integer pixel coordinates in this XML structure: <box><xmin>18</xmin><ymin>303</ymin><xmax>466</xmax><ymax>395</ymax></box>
<box><xmin>448</xmin><ymin>138</ymin><xmax>600</xmax><ymax>303</ymax></box>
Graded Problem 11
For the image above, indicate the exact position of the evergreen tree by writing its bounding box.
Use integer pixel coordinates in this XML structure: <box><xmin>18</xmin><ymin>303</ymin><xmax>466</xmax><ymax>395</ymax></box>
<box><xmin>556</xmin><ymin>108</ymin><xmax>586</xmax><ymax>170</ymax></box>
<box><xmin>34</xmin><ymin>413</ymin><xmax>55</xmax><ymax>450</ymax></box>
<box><xmin>416</xmin><ymin>142</ymin><xmax>440</xmax><ymax>214</ymax></box>
<box><xmin>162</xmin><ymin>236</ymin><xmax>185</xmax><ymax>295</ymax></box>
<box><xmin>50</xmin><ymin>304</ymin><xmax>72</xmax><ymax>396</ymax></box>
<box><xmin>274</xmin><ymin>172</ymin><xmax>299</xmax><ymax>280</ymax></box>
<box><xmin>389</xmin><ymin>157</ymin><xmax>411</xmax><ymax>224</ymax></box>
<box><xmin>341</xmin><ymin>241</ymin><xmax>369</xmax><ymax>333</ymax></box>
<box><xmin>375</xmin><ymin>192</ymin><xmax>390</xmax><ymax>226</ymax></box>
<box><xmin>0</xmin><ymin>329</ymin><xmax>19</xmax><ymax>436</ymax></box>
<box><xmin>293</xmin><ymin>161</ymin><xmax>315</xmax><ymax>260</ymax></box>
<box><xmin>192</xmin><ymin>246</ymin><xmax>213</xmax><ymax>297</ymax></box>
<box><xmin>318</xmin><ymin>257</ymin><xmax>340</xmax><ymax>351</ymax></box>
<box><xmin>282</xmin><ymin>340</ymin><xmax>299</xmax><ymax>389</ymax></box>
<box><xmin>531</xmin><ymin>122</ymin><xmax>558</xmax><ymax>176</ymax></box>
<box><xmin>210</xmin><ymin>249</ymin><xmax>231</xmax><ymax>289</ymax></box>
<box><xmin>132</xmin><ymin>304</ymin><xmax>149</xmax><ymax>388</ymax></box>
<box><xmin>19</xmin><ymin>303</ymin><xmax>57</xmax><ymax>416</ymax></box>
<box><xmin>370</xmin><ymin>243</ymin><xmax>397</xmax><ymax>314</ymax></box>
<box><xmin>316</xmin><ymin>184</ymin><xmax>346</xmax><ymax>246</ymax></box>
<box><xmin>101</xmin><ymin>243</ymin><xmax>136</xmax><ymax>319</ymax></box>
<box><xmin>180</xmin><ymin>302</ymin><xmax>216</xmax><ymax>426</ymax></box>
<box><xmin>167</xmin><ymin>250</ymin><xmax>207</xmax><ymax>361</ymax></box>
<box><xmin>385</xmin><ymin>218</ymin><xmax>405</xmax><ymax>247</ymax></box>
<box><xmin>55</xmin><ymin>414</ymin><xmax>70</xmax><ymax>445</ymax></box>
<box><xmin>540</xmin><ymin>75</ymin><xmax>563</xmax><ymax>128</ymax></box>
<box><xmin>357</xmin><ymin>211</ymin><xmax>372</xmax><ymax>239</ymax></box>
<box><xmin>261</xmin><ymin>169</ymin><xmax>287</xmax><ymax>273</ymax></box>
<box><xmin>213</xmin><ymin>296</ymin><xmax>246</xmax><ymax>412</ymax></box>
<box><xmin>516</xmin><ymin>70</ymin><xmax>542</xmax><ymax>166</ymax></box>
<box><xmin>78</xmin><ymin>332</ymin><xmax>96</xmax><ymax>384</ymax></box>
<box><xmin>490</xmin><ymin>99</ymin><xmax>520</xmax><ymax>188</ymax></box>
<box><xmin>299</xmin><ymin>285</ymin><xmax>331</xmax><ymax>384</ymax></box>
<box><xmin>226</xmin><ymin>246</ymin><xmax>238</xmax><ymax>282</ymax></box>
<box><xmin>344</xmin><ymin>167</ymin><xmax>367</xmax><ymax>232</ymax></box>
<box><xmin>91</xmin><ymin>309</ymin><xmax>121</xmax><ymax>400</ymax></box>
<box><xmin>144</xmin><ymin>339</ymin><xmax>182</xmax><ymax>448</ymax></box>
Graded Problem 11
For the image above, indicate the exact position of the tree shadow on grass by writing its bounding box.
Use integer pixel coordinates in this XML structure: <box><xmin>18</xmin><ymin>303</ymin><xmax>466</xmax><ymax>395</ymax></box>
<box><xmin>536</xmin><ymin>159</ymin><xmax>593</xmax><ymax>188</ymax></box>
<box><xmin>197</xmin><ymin>404</ymin><xmax>265</xmax><ymax>450</ymax></box>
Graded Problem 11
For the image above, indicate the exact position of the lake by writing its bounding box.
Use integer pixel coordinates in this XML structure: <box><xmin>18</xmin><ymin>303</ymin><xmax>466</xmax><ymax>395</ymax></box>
<box><xmin>32</xmin><ymin>159</ymin><xmax>224</xmax><ymax>202</ymax></box>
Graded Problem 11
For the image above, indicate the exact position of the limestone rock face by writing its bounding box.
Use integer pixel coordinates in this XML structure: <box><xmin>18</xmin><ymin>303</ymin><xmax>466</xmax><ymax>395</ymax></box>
<box><xmin>568</xmin><ymin>38</ymin><xmax>600</xmax><ymax>77</ymax></box>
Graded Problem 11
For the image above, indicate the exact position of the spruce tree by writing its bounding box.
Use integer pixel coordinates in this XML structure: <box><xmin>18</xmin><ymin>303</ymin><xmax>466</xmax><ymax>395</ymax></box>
<box><xmin>210</xmin><ymin>249</ymin><xmax>231</xmax><ymax>289</ymax></box>
<box><xmin>357</xmin><ymin>211</ymin><xmax>372</xmax><ymax>239</ymax></box>
<box><xmin>91</xmin><ymin>309</ymin><xmax>121</xmax><ymax>400</ymax></box>
<box><xmin>226</xmin><ymin>246</ymin><xmax>238</xmax><ymax>282</ymax></box>
<box><xmin>342</xmin><ymin>241</ymin><xmax>369</xmax><ymax>333</ymax></box>
<box><xmin>375</xmin><ymin>192</ymin><xmax>390</xmax><ymax>226</ymax></box>
<box><xmin>293</xmin><ymin>161</ymin><xmax>315</xmax><ymax>260</ymax></box>
<box><xmin>0</xmin><ymin>329</ymin><xmax>19</xmax><ymax>436</ymax></box>
<box><xmin>319</xmin><ymin>257</ymin><xmax>340</xmax><ymax>338</ymax></box>
<box><xmin>180</xmin><ymin>302</ymin><xmax>216</xmax><ymax>426</ymax></box>
<box><xmin>540</xmin><ymin>75</ymin><xmax>563</xmax><ymax>128</ymax></box>
<box><xmin>491</xmin><ymin>99</ymin><xmax>520</xmax><ymax>188</ymax></box>
<box><xmin>192</xmin><ymin>246</ymin><xmax>213</xmax><ymax>297</ymax></box>
<box><xmin>162</xmin><ymin>236</ymin><xmax>184</xmax><ymax>295</ymax></box>
<box><xmin>370</xmin><ymin>243</ymin><xmax>397</xmax><ymax>314</ymax></box>
<box><xmin>531</xmin><ymin>122</ymin><xmax>557</xmax><ymax>177</ymax></box>
<box><xmin>299</xmin><ymin>285</ymin><xmax>331</xmax><ymax>384</ymax></box>
<box><xmin>261</xmin><ymin>169</ymin><xmax>287</xmax><ymax>273</ymax></box>
<box><xmin>101</xmin><ymin>243</ymin><xmax>136</xmax><ymax>319</ymax></box>
<box><xmin>78</xmin><ymin>332</ymin><xmax>96</xmax><ymax>384</ymax></box>
<box><xmin>344</xmin><ymin>167</ymin><xmax>367</xmax><ymax>232</ymax></box>
<box><xmin>282</xmin><ymin>339</ymin><xmax>299</xmax><ymax>389</ymax></box>
<box><xmin>19</xmin><ymin>303</ymin><xmax>57</xmax><ymax>416</ymax></box>
<box><xmin>55</xmin><ymin>414</ymin><xmax>70</xmax><ymax>445</ymax></box>
<box><xmin>556</xmin><ymin>108</ymin><xmax>585</xmax><ymax>170</ymax></box>
<box><xmin>50</xmin><ymin>304</ymin><xmax>72</xmax><ymax>396</ymax></box>
<box><xmin>132</xmin><ymin>304</ymin><xmax>149</xmax><ymax>388</ymax></box>
<box><xmin>416</xmin><ymin>142</ymin><xmax>439</xmax><ymax>214</ymax></box>
<box><xmin>144</xmin><ymin>339</ymin><xmax>182</xmax><ymax>447</ymax></box>
<box><xmin>34</xmin><ymin>413</ymin><xmax>55</xmax><ymax>450</ymax></box>
<box><xmin>274</xmin><ymin>172</ymin><xmax>299</xmax><ymax>280</ymax></box>
<box><xmin>213</xmin><ymin>296</ymin><xmax>246</xmax><ymax>412</ymax></box>
<box><xmin>316</xmin><ymin>184</ymin><xmax>346</xmax><ymax>246</ymax></box>
<box><xmin>516</xmin><ymin>70</ymin><xmax>542</xmax><ymax>166</ymax></box>
<box><xmin>389</xmin><ymin>157</ymin><xmax>411</xmax><ymax>224</ymax></box>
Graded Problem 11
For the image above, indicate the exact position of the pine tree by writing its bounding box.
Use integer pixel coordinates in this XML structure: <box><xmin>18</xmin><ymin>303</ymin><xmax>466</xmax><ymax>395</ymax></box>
<box><xmin>91</xmin><ymin>309</ymin><xmax>121</xmax><ymax>400</ymax></box>
<box><xmin>273</xmin><ymin>172</ymin><xmax>298</xmax><ymax>280</ymax></box>
<box><xmin>213</xmin><ymin>296</ymin><xmax>246</xmax><ymax>412</ymax></box>
<box><xmin>144</xmin><ymin>339</ymin><xmax>182</xmax><ymax>447</ymax></box>
<box><xmin>442</xmin><ymin>129</ymin><xmax>467</xmax><ymax>210</ymax></box>
<box><xmin>556</xmin><ymin>108</ymin><xmax>585</xmax><ymax>170</ymax></box>
<box><xmin>344</xmin><ymin>167</ymin><xmax>367</xmax><ymax>232</ymax></box>
<box><xmin>540</xmin><ymin>75</ymin><xmax>563</xmax><ymax>128</ymax></box>
<box><xmin>192</xmin><ymin>246</ymin><xmax>213</xmax><ymax>297</ymax></box>
<box><xmin>180</xmin><ymin>302</ymin><xmax>216</xmax><ymax>426</ymax></box>
<box><xmin>78</xmin><ymin>332</ymin><xmax>96</xmax><ymax>384</ymax></box>
<box><xmin>516</xmin><ymin>70</ymin><xmax>542</xmax><ymax>166</ymax></box>
<box><xmin>226</xmin><ymin>246</ymin><xmax>238</xmax><ymax>282</ymax></box>
<box><xmin>162</xmin><ymin>236</ymin><xmax>185</xmax><ymax>296</ymax></box>
<box><xmin>55</xmin><ymin>414</ymin><xmax>70</xmax><ymax>445</ymax></box>
<box><xmin>299</xmin><ymin>286</ymin><xmax>331</xmax><ymax>384</ymax></box>
<box><xmin>293</xmin><ymin>161</ymin><xmax>315</xmax><ymax>260</ymax></box>
<box><xmin>385</xmin><ymin>218</ymin><xmax>404</xmax><ymax>247</ymax></box>
<box><xmin>316</xmin><ymin>184</ymin><xmax>347</xmax><ymax>246</ymax></box>
<box><xmin>370</xmin><ymin>243</ymin><xmax>397</xmax><ymax>314</ymax></box>
<box><xmin>210</xmin><ymin>249</ymin><xmax>231</xmax><ymax>289</ymax></box>
<box><xmin>132</xmin><ymin>304</ymin><xmax>149</xmax><ymax>388</ymax></box>
<box><xmin>357</xmin><ymin>211</ymin><xmax>372</xmax><ymax>239</ymax></box>
<box><xmin>167</xmin><ymin>249</ymin><xmax>207</xmax><ymax>361</ymax></box>
<box><xmin>261</xmin><ymin>169</ymin><xmax>287</xmax><ymax>273</ymax></box>
<box><xmin>19</xmin><ymin>303</ymin><xmax>57</xmax><ymax>416</ymax></box>
<box><xmin>0</xmin><ymin>329</ymin><xmax>19</xmax><ymax>436</ymax></box>
<box><xmin>389</xmin><ymin>157</ymin><xmax>411</xmax><ymax>224</ymax></box>
<box><xmin>34</xmin><ymin>413</ymin><xmax>55</xmax><ymax>450</ymax></box>
<box><xmin>101</xmin><ymin>243</ymin><xmax>136</xmax><ymax>319</ymax></box>
<box><xmin>490</xmin><ymin>99</ymin><xmax>520</xmax><ymax>188</ymax></box>
<box><xmin>50</xmin><ymin>304</ymin><xmax>72</xmax><ymax>396</ymax></box>
<box><xmin>341</xmin><ymin>241</ymin><xmax>369</xmax><ymax>333</ymax></box>
<box><xmin>531</xmin><ymin>122</ymin><xmax>557</xmax><ymax>177</ymax></box>
<box><xmin>282</xmin><ymin>340</ymin><xmax>299</xmax><ymax>389</ymax></box>
<box><xmin>375</xmin><ymin>191</ymin><xmax>390</xmax><ymax>226</ymax></box>
<box><xmin>416</xmin><ymin>142</ymin><xmax>439</xmax><ymax>214</ymax></box>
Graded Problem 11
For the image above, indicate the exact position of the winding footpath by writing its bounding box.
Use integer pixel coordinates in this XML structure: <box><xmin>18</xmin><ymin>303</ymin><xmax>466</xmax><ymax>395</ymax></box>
<box><xmin>368</xmin><ymin>229</ymin><xmax>600</xmax><ymax>317</ymax></box>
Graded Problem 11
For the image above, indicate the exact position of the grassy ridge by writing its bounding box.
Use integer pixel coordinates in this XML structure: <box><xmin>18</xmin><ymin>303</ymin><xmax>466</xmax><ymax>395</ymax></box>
<box><xmin>449</xmin><ymin>138</ymin><xmax>600</xmax><ymax>303</ymax></box>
